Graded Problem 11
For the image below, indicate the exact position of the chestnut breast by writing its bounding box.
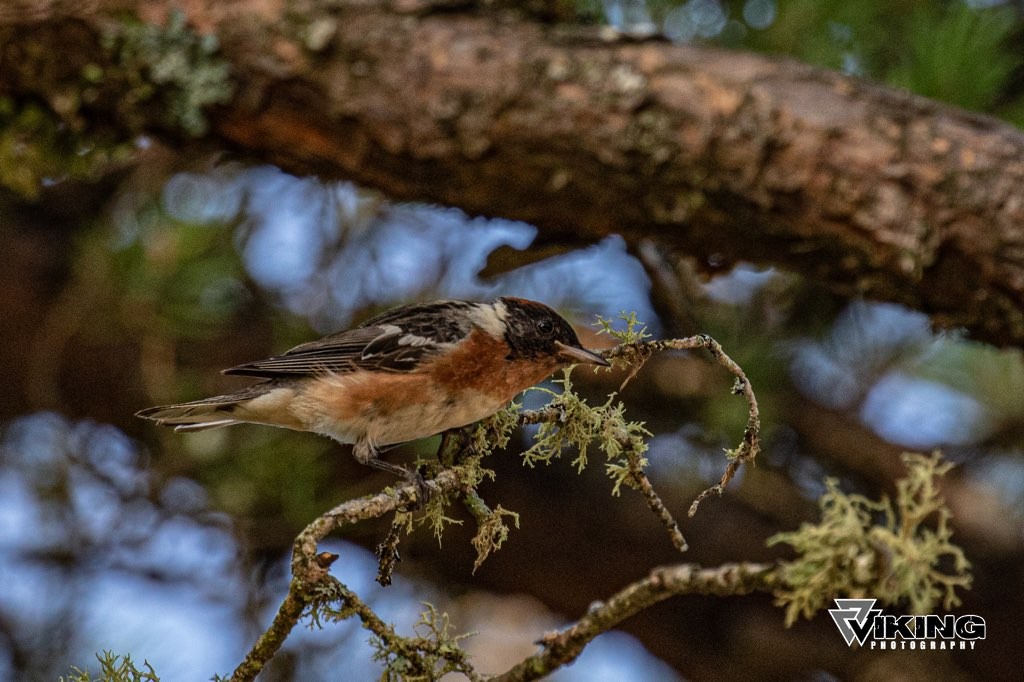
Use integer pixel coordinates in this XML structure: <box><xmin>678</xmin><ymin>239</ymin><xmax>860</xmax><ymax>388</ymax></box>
<box><xmin>427</xmin><ymin>328</ymin><xmax>561</xmax><ymax>404</ymax></box>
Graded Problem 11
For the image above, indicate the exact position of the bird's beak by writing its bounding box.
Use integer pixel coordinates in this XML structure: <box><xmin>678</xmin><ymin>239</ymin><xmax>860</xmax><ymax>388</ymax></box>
<box><xmin>555</xmin><ymin>341</ymin><xmax>610</xmax><ymax>366</ymax></box>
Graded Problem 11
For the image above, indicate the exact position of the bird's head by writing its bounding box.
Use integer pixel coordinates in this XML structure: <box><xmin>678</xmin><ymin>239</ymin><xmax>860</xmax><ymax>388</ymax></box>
<box><xmin>496</xmin><ymin>297</ymin><xmax>609</xmax><ymax>367</ymax></box>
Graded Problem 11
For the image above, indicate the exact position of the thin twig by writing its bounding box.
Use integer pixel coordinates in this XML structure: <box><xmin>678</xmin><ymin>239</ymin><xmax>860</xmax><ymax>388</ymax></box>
<box><xmin>492</xmin><ymin>561</ymin><xmax>778</xmax><ymax>682</ymax></box>
<box><xmin>626</xmin><ymin>450</ymin><xmax>688</xmax><ymax>552</ymax></box>
<box><xmin>604</xmin><ymin>335</ymin><xmax>761</xmax><ymax>516</ymax></box>
<box><xmin>375</xmin><ymin>512</ymin><xmax>408</xmax><ymax>586</ymax></box>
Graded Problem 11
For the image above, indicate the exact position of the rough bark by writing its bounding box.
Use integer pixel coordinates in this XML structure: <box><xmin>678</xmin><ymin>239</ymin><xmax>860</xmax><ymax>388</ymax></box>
<box><xmin>4</xmin><ymin>0</ymin><xmax>1024</xmax><ymax>346</ymax></box>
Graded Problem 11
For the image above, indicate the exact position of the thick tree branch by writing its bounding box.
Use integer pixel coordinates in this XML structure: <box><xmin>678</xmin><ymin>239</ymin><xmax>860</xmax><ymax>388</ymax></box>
<box><xmin>5</xmin><ymin>2</ymin><xmax>1024</xmax><ymax>345</ymax></box>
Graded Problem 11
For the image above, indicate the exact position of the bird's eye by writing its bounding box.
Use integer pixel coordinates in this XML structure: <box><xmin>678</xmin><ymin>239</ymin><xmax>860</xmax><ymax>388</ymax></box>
<box><xmin>536</xmin><ymin>318</ymin><xmax>554</xmax><ymax>335</ymax></box>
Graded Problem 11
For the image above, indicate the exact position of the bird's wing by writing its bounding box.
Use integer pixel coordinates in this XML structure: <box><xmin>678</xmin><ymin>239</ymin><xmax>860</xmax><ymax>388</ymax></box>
<box><xmin>223</xmin><ymin>301</ymin><xmax>479</xmax><ymax>378</ymax></box>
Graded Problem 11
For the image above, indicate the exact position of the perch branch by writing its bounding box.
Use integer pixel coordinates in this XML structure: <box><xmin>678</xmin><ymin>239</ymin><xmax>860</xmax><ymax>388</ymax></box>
<box><xmin>228</xmin><ymin>469</ymin><xmax>465</xmax><ymax>682</ymax></box>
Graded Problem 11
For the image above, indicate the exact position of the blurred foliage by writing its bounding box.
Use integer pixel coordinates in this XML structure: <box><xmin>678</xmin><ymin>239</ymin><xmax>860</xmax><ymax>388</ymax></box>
<box><xmin>593</xmin><ymin>0</ymin><xmax>1024</xmax><ymax>125</ymax></box>
<box><xmin>115</xmin><ymin>219</ymin><xmax>250</xmax><ymax>343</ymax></box>
<box><xmin>194</xmin><ymin>429</ymin><xmax>336</xmax><ymax>527</ymax></box>
<box><xmin>0</xmin><ymin>98</ymin><xmax>136</xmax><ymax>199</ymax></box>
<box><xmin>887</xmin><ymin>3</ymin><xmax>1020</xmax><ymax>112</ymax></box>
<box><xmin>913</xmin><ymin>340</ymin><xmax>1024</xmax><ymax>428</ymax></box>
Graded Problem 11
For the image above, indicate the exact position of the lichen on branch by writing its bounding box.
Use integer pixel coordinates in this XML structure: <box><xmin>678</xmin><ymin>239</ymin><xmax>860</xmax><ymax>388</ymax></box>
<box><xmin>99</xmin><ymin>9</ymin><xmax>234</xmax><ymax>136</ymax></box>
<box><xmin>768</xmin><ymin>451</ymin><xmax>972</xmax><ymax>625</ymax></box>
<box><xmin>0</xmin><ymin>8</ymin><xmax>235</xmax><ymax>198</ymax></box>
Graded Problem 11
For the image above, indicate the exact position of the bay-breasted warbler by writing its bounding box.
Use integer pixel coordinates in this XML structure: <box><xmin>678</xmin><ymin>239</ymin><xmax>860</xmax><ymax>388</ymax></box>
<box><xmin>137</xmin><ymin>297</ymin><xmax>609</xmax><ymax>478</ymax></box>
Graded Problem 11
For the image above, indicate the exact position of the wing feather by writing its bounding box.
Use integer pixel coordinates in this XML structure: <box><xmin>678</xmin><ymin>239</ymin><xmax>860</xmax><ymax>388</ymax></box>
<box><xmin>223</xmin><ymin>301</ymin><xmax>480</xmax><ymax>379</ymax></box>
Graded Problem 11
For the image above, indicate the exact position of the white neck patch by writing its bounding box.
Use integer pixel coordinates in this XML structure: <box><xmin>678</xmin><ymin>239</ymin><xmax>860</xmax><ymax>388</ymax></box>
<box><xmin>471</xmin><ymin>300</ymin><xmax>508</xmax><ymax>339</ymax></box>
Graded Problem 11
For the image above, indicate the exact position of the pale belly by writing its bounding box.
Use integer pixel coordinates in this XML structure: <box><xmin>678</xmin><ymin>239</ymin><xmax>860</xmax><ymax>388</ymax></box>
<box><xmin>286</xmin><ymin>372</ymin><xmax>511</xmax><ymax>447</ymax></box>
<box><xmin>334</xmin><ymin>391</ymin><xmax>506</xmax><ymax>446</ymax></box>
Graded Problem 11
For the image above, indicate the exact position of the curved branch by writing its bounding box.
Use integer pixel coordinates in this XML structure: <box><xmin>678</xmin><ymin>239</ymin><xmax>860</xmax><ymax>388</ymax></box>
<box><xmin>493</xmin><ymin>562</ymin><xmax>778</xmax><ymax>682</ymax></box>
<box><xmin>6</xmin><ymin>1</ymin><xmax>1024</xmax><ymax>345</ymax></box>
<box><xmin>605</xmin><ymin>335</ymin><xmax>761</xmax><ymax>516</ymax></box>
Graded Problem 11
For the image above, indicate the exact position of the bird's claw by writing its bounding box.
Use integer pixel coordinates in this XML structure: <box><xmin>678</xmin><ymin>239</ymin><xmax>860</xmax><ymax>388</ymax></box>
<box><xmin>399</xmin><ymin>465</ymin><xmax>432</xmax><ymax>511</ymax></box>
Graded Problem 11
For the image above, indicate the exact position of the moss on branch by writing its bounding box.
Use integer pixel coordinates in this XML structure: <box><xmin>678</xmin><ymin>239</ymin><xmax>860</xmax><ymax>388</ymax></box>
<box><xmin>0</xmin><ymin>9</ymin><xmax>234</xmax><ymax>197</ymax></box>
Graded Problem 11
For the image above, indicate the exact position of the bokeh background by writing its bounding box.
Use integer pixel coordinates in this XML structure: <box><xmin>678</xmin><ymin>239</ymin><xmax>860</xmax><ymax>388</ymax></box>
<box><xmin>2</xmin><ymin>1</ymin><xmax>1023</xmax><ymax>680</ymax></box>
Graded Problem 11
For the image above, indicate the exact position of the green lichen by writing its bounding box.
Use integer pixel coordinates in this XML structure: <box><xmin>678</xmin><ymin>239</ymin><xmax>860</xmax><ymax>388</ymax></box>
<box><xmin>623</xmin><ymin>107</ymin><xmax>676</xmax><ymax>163</ymax></box>
<box><xmin>0</xmin><ymin>10</ymin><xmax>235</xmax><ymax>198</ymax></box>
<box><xmin>100</xmin><ymin>10</ymin><xmax>234</xmax><ymax>136</ymax></box>
<box><xmin>646</xmin><ymin>188</ymin><xmax>707</xmax><ymax>223</ymax></box>
<box><xmin>421</xmin><ymin>487</ymin><xmax>465</xmax><ymax>544</ymax></box>
<box><xmin>769</xmin><ymin>452</ymin><xmax>972</xmax><ymax>626</ymax></box>
<box><xmin>60</xmin><ymin>651</ymin><xmax>159</xmax><ymax>682</ymax></box>
<box><xmin>305</xmin><ymin>582</ymin><xmax>480</xmax><ymax>681</ymax></box>
<box><xmin>280</xmin><ymin>1</ymin><xmax>340</xmax><ymax>55</ymax></box>
<box><xmin>595</xmin><ymin>310</ymin><xmax>652</xmax><ymax>345</ymax></box>
<box><xmin>470</xmin><ymin>402</ymin><xmax>521</xmax><ymax>454</ymax></box>
<box><xmin>372</xmin><ymin>603</ymin><xmax>477</xmax><ymax>681</ymax></box>
<box><xmin>464</xmin><ymin>491</ymin><xmax>520</xmax><ymax>573</ymax></box>
<box><xmin>521</xmin><ymin>370</ymin><xmax>652</xmax><ymax>496</ymax></box>
<box><xmin>302</xmin><ymin>16</ymin><xmax>338</xmax><ymax>52</ymax></box>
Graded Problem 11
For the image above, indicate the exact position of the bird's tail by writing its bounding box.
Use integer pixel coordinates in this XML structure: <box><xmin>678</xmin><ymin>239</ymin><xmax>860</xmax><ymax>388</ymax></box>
<box><xmin>135</xmin><ymin>396</ymin><xmax>245</xmax><ymax>432</ymax></box>
<box><xmin>135</xmin><ymin>383</ymin><xmax>279</xmax><ymax>432</ymax></box>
